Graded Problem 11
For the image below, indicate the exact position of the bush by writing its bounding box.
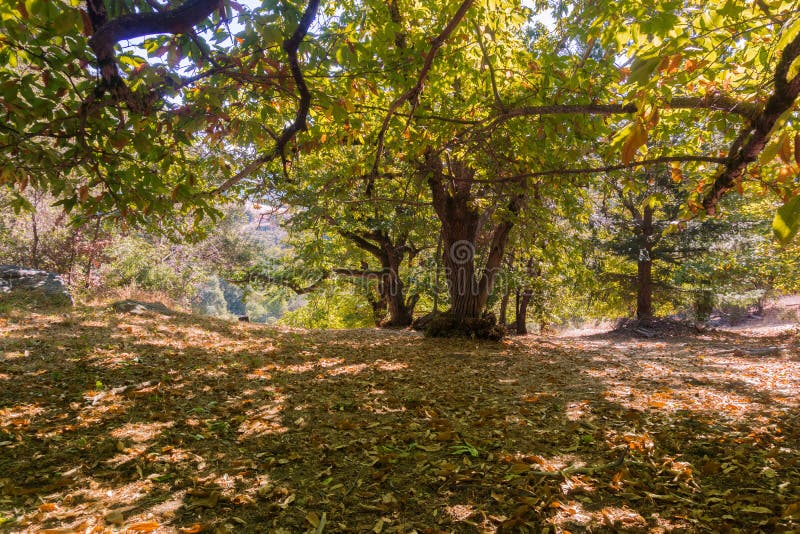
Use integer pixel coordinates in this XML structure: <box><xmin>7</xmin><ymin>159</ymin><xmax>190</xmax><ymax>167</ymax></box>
<box><xmin>692</xmin><ymin>290</ymin><xmax>715</xmax><ymax>322</ymax></box>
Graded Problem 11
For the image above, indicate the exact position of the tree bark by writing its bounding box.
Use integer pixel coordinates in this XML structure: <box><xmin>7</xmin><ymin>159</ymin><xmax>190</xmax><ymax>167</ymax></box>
<box><xmin>338</xmin><ymin>229</ymin><xmax>416</xmax><ymax>327</ymax></box>
<box><xmin>379</xmin><ymin>246</ymin><xmax>415</xmax><ymax>327</ymax></box>
<box><xmin>30</xmin><ymin>210</ymin><xmax>40</xmax><ymax>270</ymax></box>
<box><xmin>636</xmin><ymin>205</ymin><xmax>654</xmax><ymax>321</ymax></box>
<box><xmin>424</xmin><ymin>151</ymin><xmax>523</xmax><ymax>325</ymax></box>
<box><xmin>499</xmin><ymin>288</ymin><xmax>510</xmax><ymax>325</ymax></box>
<box><xmin>515</xmin><ymin>288</ymin><xmax>532</xmax><ymax>335</ymax></box>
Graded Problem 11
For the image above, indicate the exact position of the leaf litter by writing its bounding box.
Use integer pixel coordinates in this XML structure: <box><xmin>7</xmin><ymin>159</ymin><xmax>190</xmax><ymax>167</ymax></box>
<box><xmin>0</xmin><ymin>306</ymin><xmax>798</xmax><ymax>532</ymax></box>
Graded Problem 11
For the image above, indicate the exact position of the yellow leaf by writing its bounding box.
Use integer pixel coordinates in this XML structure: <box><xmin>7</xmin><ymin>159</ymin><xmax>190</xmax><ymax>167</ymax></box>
<box><xmin>306</xmin><ymin>512</ymin><xmax>320</xmax><ymax>528</ymax></box>
<box><xmin>621</xmin><ymin>123</ymin><xmax>647</xmax><ymax>165</ymax></box>
<box><xmin>670</xmin><ymin>162</ymin><xmax>682</xmax><ymax>183</ymax></box>
<box><xmin>178</xmin><ymin>524</ymin><xmax>204</xmax><ymax>533</ymax></box>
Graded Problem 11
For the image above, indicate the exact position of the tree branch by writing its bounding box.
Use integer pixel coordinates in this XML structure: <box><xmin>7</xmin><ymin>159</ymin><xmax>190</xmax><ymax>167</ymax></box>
<box><xmin>495</xmin><ymin>93</ymin><xmax>758</xmax><ymax>125</ymax></box>
<box><xmin>449</xmin><ymin>156</ymin><xmax>726</xmax><ymax>183</ymax></box>
<box><xmin>370</xmin><ymin>0</ymin><xmax>475</xmax><ymax>182</ymax></box>
<box><xmin>338</xmin><ymin>230</ymin><xmax>384</xmax><ymax>258</ymax></box>
<box><xmin>89</xmin><ymin>0</ymin><xmax>221</xmax><ymax>94</ymax></box>
<box><xmin>702</xmin><ymin>30</ymin><xmax>800</xmax><ymax>213</ymax></box>
<box><xmin>669</xmin><ymin>92</ymin><xmax>760</xmax><ymax>122</ymax></box>
<box><xmin>213</xmin><ymin>0</ymin><xmax>320</xmax><ymax>194</ymax></box>
<box><xmin>333</xmin><ymin>268</ymin><xmax>384</xmax><ymax>279</ymax></box>
<box><xmin>245</xmin><ymin>271</ymin><xmax>329</xmax><ymax>295</ymax></box>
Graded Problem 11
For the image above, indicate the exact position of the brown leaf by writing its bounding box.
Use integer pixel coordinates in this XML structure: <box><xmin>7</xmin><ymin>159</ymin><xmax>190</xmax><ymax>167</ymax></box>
<box><xmin>190</xmin><ymin>491</ymin><xmax>220</xmax><ymax>509</ymax></box>
<box><xmin>104</xmin><ymin>510</ymin><xmax>125</xmax><ymax>525</ymax></box>
<box><xmin>795</xmin><ymin>132</ymin><xmax>800</xmax><ymax>166</ymax></box>
<box><xmin>80</xmin><ymin>9</ymin><xmax>93</xmax><ymax>36</ymax></box>
<box><xmin>779</xmin><ymin>133</ymin><xmax>793</xmax><ymax>164</ymax></box>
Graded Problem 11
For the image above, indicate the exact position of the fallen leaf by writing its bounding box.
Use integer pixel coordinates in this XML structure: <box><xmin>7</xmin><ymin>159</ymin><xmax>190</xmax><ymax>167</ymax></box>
<box><xmin>190</xmin><ymin>491</ymin><xmax>220</xmax><ymax>509</ymax></box>
<box><xmin>126</xmin><ymin>521</ymin><xmax>161</xmax><ymax>533</ymax></box>
<box><xmin>104</xmin><ymin>510</ymin><xmax>124</xmax><ymax>525</ymax></box>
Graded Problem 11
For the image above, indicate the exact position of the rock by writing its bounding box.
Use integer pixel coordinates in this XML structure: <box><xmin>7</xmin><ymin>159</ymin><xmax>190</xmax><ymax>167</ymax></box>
<box><xmin>0</xmin><ymin>265</ymin><xmax>73</xmax><ymax>304</ymax></box>
<box><xmin>111</xmin><ymin>299</ymin><xmax>173</xmax><ymax>315</ymax></box>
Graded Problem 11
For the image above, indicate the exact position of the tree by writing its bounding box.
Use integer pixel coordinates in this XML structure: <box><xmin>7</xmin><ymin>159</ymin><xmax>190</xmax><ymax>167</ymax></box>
<box><xmin>0</xmin><ymin>0</ymin><xmax>320</xmax><ymax>225</ymax></box>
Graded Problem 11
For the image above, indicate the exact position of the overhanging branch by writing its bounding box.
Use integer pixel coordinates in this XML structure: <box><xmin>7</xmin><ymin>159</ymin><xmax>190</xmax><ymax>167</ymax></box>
<box><xmin>214</xmin><ymin>0</ymin><xmax>320</xmax><ymax>194</ymax></box>
<box><xmin>88</xmin><ymin>0</ymin><xmax>221</xmax><ymax>99</ymax></box>
<box><xmin>370</xmin><ymin>0</ymin><xmax>475</xmax><ymax>182</ymax></box>
<box><xmin>702</xmin><ymin>30</ymin><xmax>800</xmax><ymax>213</ymax></box>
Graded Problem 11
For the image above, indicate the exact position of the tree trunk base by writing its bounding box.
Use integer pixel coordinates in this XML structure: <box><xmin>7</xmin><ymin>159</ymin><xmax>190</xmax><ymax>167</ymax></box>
<box><xmin>423</xmin><ymin>312</ymin><xmax>505</xmax><ymax>340</ymax></box>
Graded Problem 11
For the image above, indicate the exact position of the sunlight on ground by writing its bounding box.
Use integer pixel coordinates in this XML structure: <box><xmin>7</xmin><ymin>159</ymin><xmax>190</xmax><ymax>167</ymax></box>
<box><xmin>0</xmin><ymin>307</ymin><xmax>798</xmax><ymax>532</ymax></box>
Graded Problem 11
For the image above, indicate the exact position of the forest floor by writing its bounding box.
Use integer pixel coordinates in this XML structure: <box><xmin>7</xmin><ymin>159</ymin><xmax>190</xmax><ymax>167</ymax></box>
<box><xmin>1</xmin><ymin>302</ymin><xmax>799</xmax><ymax>533</ymax></box>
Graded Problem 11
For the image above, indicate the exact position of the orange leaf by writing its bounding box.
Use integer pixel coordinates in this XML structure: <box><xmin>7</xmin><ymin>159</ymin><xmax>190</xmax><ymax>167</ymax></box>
<box><xmin>179</xmin><ymin>524</ymin><xmax>204</xmax><ymax>533</ymax></box>
<box><xmin>621</xmin><ymin>123</ymin><xmax>647</xmax><ymax>165</ymax></box>
<box><xmin>126</xmin><ymin>521</ymin><xmax>160</xmax><ymax>533</ymax></box>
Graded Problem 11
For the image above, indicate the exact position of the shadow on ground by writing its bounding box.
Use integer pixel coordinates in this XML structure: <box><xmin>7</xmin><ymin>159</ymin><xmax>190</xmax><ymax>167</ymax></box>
<box><xmin>0</xmin><ymin>305</ymin><xmax>798</xmax><ymax>532</ymax></box>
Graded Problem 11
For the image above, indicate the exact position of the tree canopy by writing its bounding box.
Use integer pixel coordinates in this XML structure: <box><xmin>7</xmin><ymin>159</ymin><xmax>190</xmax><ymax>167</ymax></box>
<box><xmin>3</xmin><ymin>0</ymin><xmax>800</xmax><ymax>330</ymax></box>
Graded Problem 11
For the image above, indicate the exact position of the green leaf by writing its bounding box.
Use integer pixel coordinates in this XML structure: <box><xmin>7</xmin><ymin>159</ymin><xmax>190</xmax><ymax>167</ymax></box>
<box><xmin>775</xmin><ymin>15</ymin><xmax>800</xmax><ymax>60</ymax></box>
<box><xmin>628</xmin><ymin>56</ymin><xmax>661</xmax><ymax>85</ymax></box>
<box><xmin>773</xmin><ymin>195</ymin><xmax>800</xmax><ymax>244</ymax></box>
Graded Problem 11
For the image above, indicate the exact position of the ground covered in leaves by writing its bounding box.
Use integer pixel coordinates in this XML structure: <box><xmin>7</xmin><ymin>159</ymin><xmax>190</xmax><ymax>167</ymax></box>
<box><xmin>1</xmin><ymin>303</ymin><xmax>799</xmax><ymax>533</ymax></box>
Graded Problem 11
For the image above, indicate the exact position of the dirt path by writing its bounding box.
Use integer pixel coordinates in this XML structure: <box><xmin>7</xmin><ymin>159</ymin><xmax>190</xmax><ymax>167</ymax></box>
<box><xmin>1</xmin><ymin>306</ymin><xmax>798</xmax><ymax>532</ymax></box>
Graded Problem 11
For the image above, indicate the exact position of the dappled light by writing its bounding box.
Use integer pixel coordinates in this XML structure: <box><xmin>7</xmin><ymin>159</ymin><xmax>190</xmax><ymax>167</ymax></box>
<box><xmin>4</xmin><ymin>0</ymin><xmax>800</xmax><ymax>530</ymax></box>
<box><xmin>1</xmin><ymin>306</ymin><xmax>798</xmax><ymax>531</ymax></box>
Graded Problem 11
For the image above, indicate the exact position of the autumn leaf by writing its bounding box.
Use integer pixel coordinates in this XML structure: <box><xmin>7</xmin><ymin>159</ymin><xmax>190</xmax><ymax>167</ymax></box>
<box><xmin>621</xmin><ymin>123</ymin><xmax>647</xmax><ymax>164</ymax></box>
<box><xmin>779</xmin><ymin>133</ymin><xmax>793</xmax><ymax>164</ymax></box>
<box><xmin>178</xmin><ymin>524</ymin><xmax>204</xmax><ymax>533</ymax></box>
<box><xmin>126</xmin><ymin>521</ymin><xmax>161</xmax><ymax>533</ymax></box>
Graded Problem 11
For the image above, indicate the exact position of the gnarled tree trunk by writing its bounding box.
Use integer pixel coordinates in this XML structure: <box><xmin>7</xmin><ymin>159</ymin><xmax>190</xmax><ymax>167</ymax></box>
<box><xmin>338</xmin><ymin>229</ymin><xmax>418</xmax><ymax>327</ymax></box>
<box><xmin>423</xmin><ymin>151</ymin><xmax>523</xmax><ymax>329</ymax></box>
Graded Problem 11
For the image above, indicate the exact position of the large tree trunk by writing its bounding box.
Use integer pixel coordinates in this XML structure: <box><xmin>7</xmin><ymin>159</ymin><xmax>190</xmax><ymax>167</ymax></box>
<box><xmin>636</xmin><ymin>205</ymin><xmax>654</xmax><ymax>321</ymax></box>
<box><xmin>424</xmin><ymin>152</ymin><xmax>523</xmax><ymax>327</ymax></box>
<box><xmin>636</xmin><ymin>258</ymin><xmax>653</xmax><ymax>320</ymax></box>
<box><xmin>339</xmin><ymin>229</ymin><xmax>417</xmax><ymax>328</ymax></box>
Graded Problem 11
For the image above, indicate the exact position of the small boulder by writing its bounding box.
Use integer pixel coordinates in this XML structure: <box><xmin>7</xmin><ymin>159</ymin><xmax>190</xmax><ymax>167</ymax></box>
<box><xmin>111</xmin><ymin>299</ymin><xmax>173</xmax><ymax>315</ymax></box>
<box><xmin>0</xmin><ymin>265</ymin><xmax>73</xmax><ymax>305</ymax></box>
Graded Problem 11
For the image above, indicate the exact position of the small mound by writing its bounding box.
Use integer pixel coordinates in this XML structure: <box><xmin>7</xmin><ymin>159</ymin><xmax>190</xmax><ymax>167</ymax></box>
<box><xmin>424</xmin><ymin>313</ymin><xmax>505</xmax><ymax>341</ymax></box>
<box><xmin>606</xmin><ymin>317</ymin><xmax>708</xmax><ymax>339</ymax></box>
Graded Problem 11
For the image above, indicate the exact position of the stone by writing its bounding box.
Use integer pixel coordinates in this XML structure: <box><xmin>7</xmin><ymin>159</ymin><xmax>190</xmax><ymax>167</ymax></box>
<box><xmin>0</xmin><ymin>265</ymin><xmax>73</xmax><ymax>304</ymax></box>
<box><xmin>111</xmin><ymin>299</ymin><xmax>173</xmax><ymax>315</ymax></box>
